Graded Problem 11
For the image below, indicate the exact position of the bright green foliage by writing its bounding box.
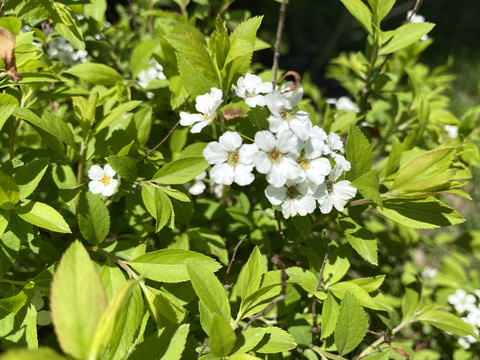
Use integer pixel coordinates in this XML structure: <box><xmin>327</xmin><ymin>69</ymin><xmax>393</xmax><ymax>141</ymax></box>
<box><xmin>209</xmin><ymin>314</ymin><xmax>237</xmax><ymax>357</ymax></box>
<box><xmin>78</xmin><ymin>191</ymin><xmax>110</xmax><ymax>244</ymax></box>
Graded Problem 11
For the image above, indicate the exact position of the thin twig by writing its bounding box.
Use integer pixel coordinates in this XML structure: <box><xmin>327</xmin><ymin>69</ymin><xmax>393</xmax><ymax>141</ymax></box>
<box><xmin>198</xmin><ymin>342</ymin><xmax>208</xmax><ymax>358</ymax></box>
<box><xmin>0</xmin><ymin>0</ymin><xmax>6</xmax><ymax>17</ymax></box>
<box><xmin>312</xmin><ymin>229</ymin><xmax>329</xmax><ymax>329</ymax></box>
<box><xmin>272</xmin><ymin>0</ymin><xmax>288</xmax><ymax>87</ymax></box>
<box><xmin>224</xmin><ymin>234</ymin><xmax>247</xmax><ymax>286</ymax></box>
<box><xmin>89</xmin><ymin>246</ymin><xmax>139</xmax><ymax>280</ymax></box>
<box><xmin>137</xmin><ymin>98</ymin><xmax>187</xmax><ymax>165</ymax></box>
<box><xmin>275</xmin><ymin>211</ymin><xmax>284</xmax><ymax>249</ymax></box>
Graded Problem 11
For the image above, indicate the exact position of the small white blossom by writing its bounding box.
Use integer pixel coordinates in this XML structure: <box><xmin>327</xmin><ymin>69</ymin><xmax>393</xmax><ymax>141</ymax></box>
<box><xmin>203</xmin><ymin>131</ymin><xmax>254</xmax><ymax>186</ymax></box>
<box><xmin>138</xmin><ymin>61</ymin><xmax>167</xmax><ymax>88</ymax></box>
<box><xmin>88</xmin><ymin>164</ymin><xmax>118</xmax><ymax>196</ymax></box>
<box><xmin>184</xmin><ymin>171</ymin><xmax>207</xmax><ymax>195</ymax></box>
<box><xmin>299</xmin><ymin>137</ymin><xmax>332</xmax><ymax>185</ymax></box>
<box><xmin>268</xmin><ymin>110</ymin><xmax>312</xmax><ymax>141</ymax></box>
<box><xmin>180</xmin><ymin>88</ymin><xmax>223</xmax><ymax>133</ymax></box>
<box><xmin>250</xmin><ymin>130</ymin><xmax>303</xmax><ymax>187</ymax></box>
<box><xmin>332</xmin><ymin>153</ymin><xmax>351</xmax><ymax>172</ymax></box>
<box><xmin>210</xmin><ymin>182</ymin><xmax>224</xmax><ymax>199</ymax></box>
<box><xmin>49</xmin><ymin>37</ymin><xmax>87</xmax><ymax>66</ymax></box>
<box><xmin>448</xmin><ymin>289</ymin><xmax>477</xmax><ymax>313</ymax></box>
<box><xmin>323</xmin><ymin>132</ymin><xmax>345</xmax><ymax>155</ymax></box>
<box><xmin>315</xmin><ymin>165</ymin><xmax>356</xmax><ymax>214</ymax></box>
<box><xmin>326</xmin><ymin>96</ymin><xmax>359</xmax><ymax>113</ymax></box>
<box><xmin>264</xmin><ymin>81</ymin><xmax>304</xmax><ymax>117</ymax></box>
<box><xmin>232</xmin><ymin>73</ymin><xmax>273</xmax><ymax>107</ymax></box>
<box><xmin>265</xmin><ymin>180</ymin><xmax>316</xmax><ymax>218</ymax></box>
<box><xmin>422</xmin><ymin>266</ymin><xmax>438</xmax><ymax>279</ymax></box>
<box><xmin>444</xmin><ymin>125</ymin><xmax>458</xmax><ymax>139</ymax></box>
<box><xmin>407</xmin><ymin>11</ymin><xmax>428</xmax><ymax>40</ymax></box>
<box><xmin>466</xmin><ymin>307</ymin><xmax>480</xmax><ymax>328</ymax></box>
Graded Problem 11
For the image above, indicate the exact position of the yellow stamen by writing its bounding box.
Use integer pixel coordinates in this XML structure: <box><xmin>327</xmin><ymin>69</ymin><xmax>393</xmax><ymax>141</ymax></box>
<box><xmin>101</xmin><ymin>176</ymin><xmax>111</xmax><ymax>186</ymax></box>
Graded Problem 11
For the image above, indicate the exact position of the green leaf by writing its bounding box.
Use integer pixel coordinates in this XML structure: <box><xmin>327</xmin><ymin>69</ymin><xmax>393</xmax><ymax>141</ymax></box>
<box><xmin>246</xmin><ymin>106</ymin><xmax>269</xmax><ymax>130</ymax></box>
<box><xmin>339</xmin><ymin>0</ymin><xmax>373</xmax><ymax>35</ymax></box>
<box><xmin>67</xmin><ymin>63</ymin><xmax>123</xmax><ymax>85</ymax></box>
<box><xmin>129</xmin><ymin>248</ymin><xmax>221</xmax><ymax>283</ymax></box>
<box><xmin>381</xmin><ymin>136</ymin><xmax>401</xmax><ymax>177</ymax></box>
<box><xmin>376</xmin><ymin>198</ymin><xmax>465</xmax><ymax>229</ymax></box>
<box><xmin>95</xmin><ymin>101</ymin><xmax>142</xmax><ymax>133</ymax></box>
<box><xmin>15</xmin><ymin>201</ymin><xmax>71</xmax><ymax>233</ymax></box>
<box><xmin>0</xmin><ymin>286</ymin><xmax>29</xmax><ymax>314</ymax></box>
<box><xmin>240</xmin><ymin>246</ymin><xmax>263</xmax><ymax>306</ymax></box>
<box><xmin>187</xmin><ymin>263</ymin><xmax>231</xmax><ymax>322</ymax></box>
<box><xmin>224</xmin><ymin>38</ymin><xmax>254</xmax><ymax>67</ymax></box>
<box><xmin>0</xmin><ymin>93</ymin><xmax>19</xmax><ymax>131</ymax></box>
<box><xmin>334</xmin><ymin>291</ymin><xmax>368</xmax><ymax>355</ymax></box>
<box><xmin>252</xmin><ymin>327</ymin><xmax>296</xmax><ymax>354</ymax></box>
<box><xmin>106</xmin><ymin>155</ymin><xmax>138</xmax><ymax>182</ymax></box>
<box><xmin>390</xmin><ymin>148</ymin><xmax>455</xmax><ymax>193</ymax></box>
<box><xmin>367</xmin><ymin>0</ymin><xmax>395</xmax><ymax>22</ymax></box>
<box><xmin>141</xmin><ymin>184</ymin><xmax>172</xmax><ymax>232</ymax></box>
<box><xmin>14</xmin><ymin>108</ymin><xmax>78</xmax><ymax>150</ymax></box>
<box><xmin>329</xmin><ymin>282</ymin><xmax>390</xmax><ymax>311</ymax></box>
<box><xmin>15</xmin><ymin>158</ymin><xmax>49</xmax><ymax>200</ymax></box>
<box><xmin>286</xmin><ymin>267</ymin><xmax>324</xmax><ymax>299</ymax></box>
<box><xmin>141</xmin><ymin>285</ymin><xmax>186</xmax><ymax>327</ymax></box>
<box><xmin>321</xmin><ymin>292</ymin><xmax>340</xmax><ymax>339</ymax></box>
<box><xmin>230</xmin><ymin>16</ymin><xmax>263</xmax><ymax>46</ymax></box>
<box><xmin>209</xmin><ymin>314</ymin><xmax>237</xmax><ymax>357</ymax></box>
<box><xmin>211</xmin><ymin>15</ymin><xmax>230</xmax><ymax>70</ymax></box>
<box><xmin>0</xmin><ymin>347</ymin><xmax>68</xmax><ymax>360</ymax></box>
<box><xmin>89</xmin><ymin>280</ymin><xmax>139</xmax><ymax>360</ymax></box>
<box><xmin>131</xmin><ymin>40</ymin><xmax>158</xmax><ymax>78</ymax></box>
<box><xmin>401</xmin><ymin>288</ymin><xmax>419</xmax><ymax>323</ymax></box>
<box><xmin>232</xmin><ymin>328</ymin><xmax>266</xmax><ymax>354</ymax></box>
<box><xmin>351</xmin><ymin>170</ymin><xmax>382</xmax><ymax>207</ymax></box>
<box><xmin>350</xmin><ymin>275</ymin><xmax>385</xmax><ymax>293</ymax></box>
<box><xmin>0</xmin><ymin>209</ymin><xmax>9</xmax><ymax>239</ymax></box>
<box><xmin>346</xmin><ymin>124</ymin><xmax>372</xmax><ymax>181</ymax></box>
<box><xmin>152</xmin><ymin>157</ymin><xmax>209</xmax><ymax>185</ymax></box>
<box><xmin>160</xmin><ymin>187</ymin><xmax>190</xmax><ymax>202</ymax></box>
<box><xmin>51</xmin><ymin>2</ymin><xmax>85</xmax><ymax>50</ymax></box>
<box><xmin>338</xmin><ymin>215</ymin><xmax>378</xmax><ymax>265</ymax></box>
<box><xmin>78</xmin><ymin>191</ymin><xmax>110</xmax><ymax>245</ymax></box>
<box><xmin>0</xmin><ymin>171</ymin><xmax>19</xmax><ymax>210</ymax></box>
<box><xmin>323</xmin><ymin>245</ymin><xmax>351</xmax><ymax>285</ymax></box>
<box><xmin>176</xmin><ymin>55</ymin><xmax>216</xmax><ymax>98</ymax></box>
<box><xmin>50</xmin><ymin>241</ymin><xmax>108</xmax><ymax>359</ymax></box>
<box><xmin>128</xmin><ymin>324</ymin><xmax>190</xmax><ymax>360</ymax></box>
<box><xmin>415</xmin><ymin>310</ymin><xmax>476</xmax><ymax>336</ymax></box>
<box><xmin>379</xmin><ymin>22</ymin><xmax>435</xmax><ymax>55</ymax></box>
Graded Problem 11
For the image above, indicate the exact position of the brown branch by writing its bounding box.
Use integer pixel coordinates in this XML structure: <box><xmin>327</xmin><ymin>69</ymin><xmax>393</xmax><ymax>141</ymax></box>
<box><xmin>275</xmin><ymin>211</ymin><xmax>284</xmax><ymax>249</ymax></box>
<box><xmin>312</xmin><ymin>229</ymin><xmax>329</xmax><ymax>330</ymax></box>
<box><xmin>0</xmin><ymin>0</ymin><xmax>6</xmax><ymax>17</ymax></box>
<box><xmin>272</xmin><ymin>0</ymin><xmax>288</xmax><ymax>87</ymax></box>
<box><xmin>89</xmin><ymin>246</ymin><xmax>139</xmax><ymax>280</ymax></box>
<box><xmin>224</xmin><ymin>234</ymin><xmax>247</xmax><ymax>286</ymax></box>
<box><xmin>137</xmin><ymin>98</ymin><xmax>187</xmax><ymax>165</ymax></box>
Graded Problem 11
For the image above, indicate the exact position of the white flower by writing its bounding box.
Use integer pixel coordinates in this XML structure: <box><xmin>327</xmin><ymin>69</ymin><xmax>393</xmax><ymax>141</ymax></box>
<box><xmin>444</xmin><ymin>125</ymin><xmax>458</xmax><ymax>139</ymax></box>
<box><xmin>88</xmin><ymin>164</ymin><xmax>118</xmax><ymax>196</ymax></box>
<box><xmin>326</xmin><ymin>96</ymin><xmax>359</xmax><ymax>113</ymax></box>
<box><xmin>180</xmin><ymin>88</ymin><xmax>223</xmax><ymax>133</ymax></box>
<box><xmin>203</xmin><ymin>131</ymin><xmax>255</xmax><ymax>186</ymax></box>
<box><xmin>48</xmin><ymin>37</ymin><xmax>87</xmax><ymax>66</ymax></box>
<box><xmin>268</xmin><ymin>110</ymin><xmax>312</xmax><ymax>141</ymax></box>
<box><xmin>457</xmin><ymin>323</ymin><xmax>479</xmax><ymax>349</ymax></box>
<box><xmin>251</xmin><ymin>130</ymin><xmax>303</xmax><ymax>187</ymax></box>
<box><xmin>265</xmin><ymin>180</ymin><xmax>316</xmax><ymax>218</ymax></box>
<box><xmin>407</xmin><ymin>11</ymin><xmax>428</xmax><ymax>40</ymax></box>
<box><xmin>323</xmin><ymin>132</ymin><xmax>345</xmax><ymax>155</ymax></box>
<box><xmin>475</xmin><ymin>289</ymin><xmax>480</xmax><ymax>299</ymax></box>
<box><xmin>332</xmin><ymin>153</ymin><xmax>351</xmax><ymax>172</ymax></box>
<box><xmin>210</xmin><ymin>182</ymin><xmax>224</xmax><ymax>199</ymax></box>
<box><xmin>232</xmin><ymin>73</ymin><xmax>273</xmax><ymax>107</ymax></box>
<box><xmin>184</xmin><ymin>171</ymin><xmax>207</xmax><ymax>195</ymax></box>
<box><xmin>422</xmin><ymin>266</ymin><xmax>438</xmax><ymax>279</ymax></box>
<box><xmin>448</xmin><ymin>289</ymin><xmax>477</xmax><ymax>313</ymax></box>
<box><xmin>298</xmin><ymin>138</ymin><xmax>332</xmax><ymax>185</ymax></box>
<box><xmin>138</xmin><ymin>62</ymin><xmax>167</xmax><ymax>88</ymax></box>
<box><xmin>466</xmin><ymin>307</ymin><xmax>480</xmax><ymax>327</ymax></box>
<box><xmin>314</xmin><ymin>165</ymin><xmax>357</xmax><ymax>214</ymax></box>
<box><xmin>264</xmin><ymin>82</ymin><xmax>304</xmax><ymax>117</ymax></box>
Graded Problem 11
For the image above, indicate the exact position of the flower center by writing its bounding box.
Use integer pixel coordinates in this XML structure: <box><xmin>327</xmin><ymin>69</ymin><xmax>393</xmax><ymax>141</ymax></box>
<box><xmin>280</xmin><ymin>109</ymin><xmax>290</xmax><ymax>121</ymax></box>
<box><xmin>286</xmin><ymin>185</ymin><xmax>299</xmax><ymax>199</ymax></box>
<box><xmin>245</xmin><ymin>89</ymin><xmax>256</xmax><ymax>98</ymax></box>
<box><xmin>297</xmin><ymin>157</ymin><xmax>310</xmax><ymax>170</ymax></box>
<box><xmin>203</xmin><ymin>113</ymin><xmax>216</xmax><ymax>124</ymax></box>
<box><xmin>268</xmin><ymin>149</ymin><xmax>282</xmax><ymax>163</ymax></box>
<box><xmin>227</xmin><ymin>150</ymin><xmax>240</xmax><ymax>166</ymax></box>
<box><xmin>326</xmin><ymin>181</ymin><xmax>334</xmax><ymax>194</ymax></box>
<box><xmin>101</xmin><ymin>176</ymin><xmax>111</xmax><ymax>186</ymax></box>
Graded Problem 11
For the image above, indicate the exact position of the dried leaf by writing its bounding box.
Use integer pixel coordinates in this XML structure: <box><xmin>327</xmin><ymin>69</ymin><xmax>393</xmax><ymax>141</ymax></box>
<box><xmin>0</xmin><ymin>27</ymin><xmax>22</xmax><ymax>83</ymax></box>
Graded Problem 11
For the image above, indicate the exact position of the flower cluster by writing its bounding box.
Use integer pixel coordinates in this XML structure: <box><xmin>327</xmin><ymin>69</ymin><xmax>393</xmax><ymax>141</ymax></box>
<box><xmin>48</xmin><ymin>36</ymin><xmax>88</xmax><ymax>66</ymax></box>
<box><xmin>448</xmin><ymin>289</ymin><xmax>480</xmax><ymax>349</ymax></box>
<box><xmin>187</xmin><ymin>73</ymin><xmax>356</xmax><ymax>218</ymax></box>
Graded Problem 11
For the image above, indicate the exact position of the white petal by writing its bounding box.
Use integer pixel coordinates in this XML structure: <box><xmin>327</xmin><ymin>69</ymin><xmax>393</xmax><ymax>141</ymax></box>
<box><xmin>239</xmin><ymin>143</ymin><xmax>259</xmax><ymax>165</ymax></box>
<box><xmin>333</xmin><ymin>154</ymin><xmax>351</xmax><ymax>172</ymax></box>
<box><xmin>102</xmin><ymin>179</ymin><xmax>118</xmax><ymax>196</ymax></box>
<box><xmin>254</xmin><ymin>131</ymin><xmax>276</xmax><ymax>152</ymax></box>
<box><xmin>331</xmin><ymin>194</ymin><xmax>348</xmax><ymax>212</ymax></box>
<box><xmin>268</xmin><ymin>116</ymin><xmax>289</xmax><ymax>134</ymax></box>
<box><xmin>314</xmin><ymin>183</ymin><xmax>327</xmax><ymax>200</ymax></box>
<box><xmin>254</xmin><ymin>152</ymin><xmax>272</xmax><ymax>174</ymax></box>
<box><xmin>190</xmin><ymin>120</ymin><xmax>210</xmax><ymax>133</ymax></box>
<box><xmin>281</xmin><ymin>199</ymin><xmax>297</xmax><ymax>218</ymax></box>
<box><xmin>203</xmin><ymin>142</ymin><xmax>228</xmax><ymax>164</ymax></box>
<box><xmin>289</xmin><ymin>113</ymin><xmax>312</xmax><ymax>141</ymax></box>
<box><xmin>305</xmin><ymin>137</ymin><xmax>325</xmax><ymax>159</ymax></box>
<box><xmin>276</xmin><ymin>130</ymin><xmax>301</xmax><ymax>155</ymax></box>
<box><xmin>307</xmin><ymin>158</ymin><xmax>332</xmax><ymax>183</ymax></box>
<box><xmin>311</xmin><ymin>126</ymin><xmax>328</xmax><ymax>141</ymax></box>
<box><xmin>319</xmin><ymin>195</ymin><xmax>334</xmax><ymax>214</ymax></box>
<box><xmin>180</xmin><ymin>112</ymin><xmax>202</xmax><ymax>126</ymax></box>
<box><xmin>280</xmin><ymin>157</ymin><xmax>303</xmax><ymax>181</ymax></box>
<box><xmin>245</xmin><ymin>95</ymin><xmax>266</xmax><ymax>107</ymax></box>
<box><xmin>294</xmin><ymin>195</ymin><xmax>316</xmax><ymax>216</ymax></box>
<box><xmin>234</xmin><ymin>164</ymin><xmax>255</xmax><ymax>186</ymax></box>
<box><xmin>265</xmin><ymin>185</ymin><xmax>286</xmax><ymax>205</ymax></box>
<box><xmin>103</xmin><ymin>164</ymin><xmax>116</xmax><ymax>177</ymax></box>
<box><xmin>88</xmin><ymin>180</ymin><xmax>104</xmax><ymax>194</ymax></box>
<box><xmin>189</xmin><ymin>181</ymin><xmax>206</xmax><ymax>195</ymax></box>
<box><xmin>334</xmin><ymin>181</ymin><xmax>357</xmax><ymax>200</ymax></box>
<box><xmin>88</xmin><ymin>165</ymin><xmax>104</xmax><ymax>180</ymax></box>
<box><xmin>195</xmin><ymin>171</ymin><xmax>207</xmax><ymax>181</ymax></box>
<box><xmin>266</xmin><ymin>165</ymin><xmax>288</xmax><ymax>187</ymax></box>
<box><xmin>219</xmin><ymin>131</ymin><xmax>242</xmax><ymax>152</ymax></box>
<box><xmin>210</xmin><ymin>163</ymin><xmax>235</xmax><ymax>185</ymax></box>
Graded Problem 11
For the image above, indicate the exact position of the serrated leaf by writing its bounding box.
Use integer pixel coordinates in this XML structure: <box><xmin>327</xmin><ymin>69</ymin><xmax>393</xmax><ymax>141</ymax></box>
<box><xmin>51</xmin><ymin>2</ymin><xmax>85</xmax><ymax>50</ymax></box>
<box><xmin>390</xmin><ymin>148</ymin><xmax>455</xmax><ymax>193</ymax></box>
<box><xmin>367</xmin><ymin>0</ymin><xmax>395</xmax><ymax>22</ymax></box>
<box><xmin>89</xmin><ymin>280</ymin><xmax>139</xmax><ymax>360</ymax></box>
<box><xmin>152</xmin><ymin>157</ymin><xmax>209</xmax><ymax>185</ymax></box>
<box><xmin>339</xmin><ymin>0</ymin><xmax>373</xmax><ymax>35</ymax></box>
<box><xmin>0</xmin><ymin>93</ymin><xmax>18</xmax><ymax>131</ymax></box>
<box><xmin>129</xmin><ymin>248</ymin><xmax>221</xmax><ymax>283</ymax></box>
<box><xmin>0</xmin><ymin>171</ymin><xmax>19</xmax><ymax>210</ymax></box>
<box><xmin>15</xmin><ymin>201</ymin><xmax>71</xmax><ymax>233</ymax></box>
<box><xmin>78</xmin><ymin>191</ymin><xmax>110</xmax><ymax>245</ymax></box>
<box><xmin>128</xmin><ymin>324</ymin><xmax>190</xmax><ymax>360</ymax></box>
<box><xmin>334</xmin><ymin>291</ymin><xmax>368</xmax><ymax>355</ymax></box>
<box><xmin>338</xmin><ymin>215</ymin><xmax>378</xmax><ymax>265</ymax></box>
<box><xmin>246</xmin><ymin>104</ymin><xmax>269</xmax><ymax>130</ymax></box>
<box><xmin>415</xmin><ymin>309</ymin><xmax>476</xmax><ymax>336</ymax></box>
<box><xmin>329</xmin><ymin>282</ymin><xmax>390</xmax><ymax>311</ymax></box>
<box><xmin>95</xmin><ymin>101</ymin><xmax>142</xmax><ymax>133</ymax></box>
<box><xmin>106</xmin><ymin>155</ymin><xmax>138</xmax><ymax>182</ymax></box>
<box><xmin>67</xmin><ymin>63</ymin><xmax>122</xmax><ymax>85</ymax></box>
<box><xmin>232</xmin><ymin>328</ymin><xmax>266</xmax><ymax>354</ymax></box>
<box><xmin>15</xmin><ymin>158</ymin><xmax>49</xmax><ymax>200</ymax></box>
<box><xmin>224</xmin><ymin>38</ymin><xmax>254</xmax><ymax>67</ymax></box>
<box><xmin>240</xmin><ymin>246</ymin><xmax>263</xmax><ymax>306</ymax></box>
<box><xmin>141</xmin><ymin>184</ymin><xmax>172</xmax><ymax>232</ymax></box>
<box><xmin>376</xmin><ymin>198</ymin><xmax>464</xmax><ymax>229</ymax></box>
<box><xmin>14</xmin><ymin>108</ymin><xmax>78</xmax><ymax>150</ymax></box>
<box><xmin>176</xmin><ymin>55</ymin><xmax>216</xmax><ymax>98</ymax></box>
<box><xmin>131</xmin><ymin>40</ymin><xmax>158</xmax><ymax>78</ymax></box>
<box><xmin>209</xmin><ymin>314</ymin><xmax>237</xmax><ymax>357</ymax></box>
<box><xmin>351</xmin><ymin>169</ymin><xmax>382</xmax><ymax>206</ymax></box>
<box><xmin>0</xmin><ymin>347</ymin><xmax>68</xmax><ymax>360</ymax></box>
<box><xmin>346</xmin><ymin>124</ymin><xmax>372</xmax><ymax>181</ymax></box>
<box><xmin>230</xmin><ymin>16</ymin><xmax>263</xmax><ymax>46</ymax></box>
<box><xmin>350</xmin><ymin>275</ymin><xmax>385</xmax><ymax>293</ymax></box>
<box><xmin>211</xmin><ymin>15</ymin><xmax>230</xmax><ymax>70</ymax></box>
<box><xmin>141</xmin><ymin>285</ymin><xmax>186</xmax><ymax>328</ymax></box>
<box><xmin>252</xmin><ymin>327</ymin><xmax>296</xmax><ymax>354</ymax></box>
<box><xmin>321</xmin><ymin>292</ymin><xmax>340</xmax><ymax>339</ymax></box>
<box><xmin>379</xmin><ymin>22</ymin><xmax>435</xmax><ymax>55</ymax></box>
<box><xmin>286</xmin><ymin>267</ymin><xmax>324</xmax><ymax>299</ymax></box>
<box><xmin>187</xmin><ymin>263</ymin><xmax>231</xmax><ymax>322</ymax></box>
<box><xmin>323</xmin><ymin>246</ymin><xmax>351</xmax><ymax>286</ymax></box>
<box><xmin>50</xmin><ymin>241</ymin><xmax>108</xmax><ymax>359</ymax></box>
